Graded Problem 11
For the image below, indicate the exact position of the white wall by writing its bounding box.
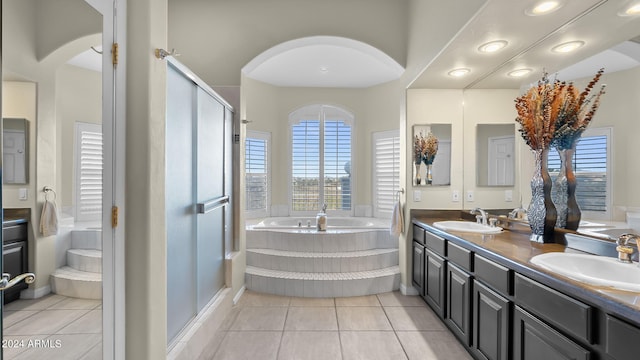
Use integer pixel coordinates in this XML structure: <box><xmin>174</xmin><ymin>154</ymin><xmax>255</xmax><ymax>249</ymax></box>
<box><xmin>55</xmin><ymin>64</ymin><xmax>102</xmax><ymax>212</ymax></box>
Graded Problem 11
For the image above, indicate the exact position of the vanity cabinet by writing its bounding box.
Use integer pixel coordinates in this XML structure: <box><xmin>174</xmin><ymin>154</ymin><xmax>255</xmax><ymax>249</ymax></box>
<box><xmin>472</xmin><ymin>280</ymin><xmax>510</xmax><ymax>360</ymax></box>
<box><xmin>3</xmin><ymin>222</ymin><xmax>29</xmax><ymax>303</ymax></box>
<box><xmin>445</xmin><ymin>262</ymin><xmax>471</xmax><ymax>345</ymax></box>
<box><xmin>424</xmin><ymin>249</ymin><xmax>446</xmax><ymax>317</ymax></box>
<box><xmin>513</xmin><ymin>306</ymin><xmax>590</xmax><ymax>360</ymax></box>
<box><xmin>412</xmin><ymin>240</ymin><xmax>425</xmax><ymax>296</ymax></box>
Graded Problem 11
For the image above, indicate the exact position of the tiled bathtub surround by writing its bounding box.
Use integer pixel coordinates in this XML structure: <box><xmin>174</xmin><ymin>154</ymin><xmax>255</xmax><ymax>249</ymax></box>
<box><xmin>246</xmin><ymin>228</ymin><xmax>400</xmax><ymax>297</ymax></box>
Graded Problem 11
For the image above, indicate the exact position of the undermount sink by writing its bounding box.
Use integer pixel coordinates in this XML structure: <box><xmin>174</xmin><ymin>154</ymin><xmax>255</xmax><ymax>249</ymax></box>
<box><xmin>433</xmin><ymin>220</ymin><xmax>502</xmax><ymax>234</ymax></box>
<box><xmin>530</xmin><ymin>252</ymin><xmax>640</xmax><ymax>292</ymax></box>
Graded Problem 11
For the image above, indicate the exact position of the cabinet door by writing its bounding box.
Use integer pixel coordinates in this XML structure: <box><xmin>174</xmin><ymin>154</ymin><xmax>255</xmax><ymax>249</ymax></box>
<box><xmin>472</xmin><ymin>280</ymin><xmax>510</xmax><ymax>360</ymax></box>
<box><xmin>3</xmin><ymin>241</ymin><xmax>28</xmax><ymax>303</ymax></box>
<box><xmin>514</xmin><ymin>306</ymin><xmax>590</xmax><ymax>360</ymax></box>
<box><xmin>446</xmin><ymin>262</ymin><xmax>471</xmax><ymax>345</ymax></box>
<box><xmin>424</xmin><ymin>249</ymin><xmax>446</xmax><ymax>318</ymax></box>
<box><xmin>412</xmin><ymin>241</ymin><xmax>425</xmax><ymax>296</ymax></box>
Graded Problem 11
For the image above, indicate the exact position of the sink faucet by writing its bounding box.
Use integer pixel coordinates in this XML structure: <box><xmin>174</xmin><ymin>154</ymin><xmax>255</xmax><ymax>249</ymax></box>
<box><xmin>508</xmin><ymin>207</ymin><xmax>527</xmax><ymax>220</ymax></box>
<box><xmin>470</xmin><ymin>208</ymin><xmax>488</xmax><ymax>226</ymax></box>
<box><xmin>616</xmin><ymin>233</ymin><xmax>639</xmax><ymax>264</ymax></box>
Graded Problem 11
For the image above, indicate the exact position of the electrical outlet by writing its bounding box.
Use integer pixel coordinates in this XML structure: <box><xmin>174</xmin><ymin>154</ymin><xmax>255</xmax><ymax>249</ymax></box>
<box><xmin>452</xmin><ymin>190</ymin><xmax>460</xmax><ymax>202</ymax></box>
<box><xmin>505</xmin><ymin>190</ymin><xmax>513</xmax><ymax>202</ymax></box>
<box><xmin>413</xmin><ymin>190</ymin><xmax>422</xmax><ymax>202</ymax></box>
<box><xmin>466</xmin><ymin>190</ymin><xmax>474</xmax><ymax>202</ymax></box>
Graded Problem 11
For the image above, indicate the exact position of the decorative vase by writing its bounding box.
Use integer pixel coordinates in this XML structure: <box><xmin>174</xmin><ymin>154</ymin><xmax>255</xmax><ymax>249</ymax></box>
<box><xmin>528</xmin><ymin>149</ymin><xmax>557</xmax><ymax>243</ymax></box>
<box><xmin>425</xmin><ymin>163</ymin><xmax>433</xmax><ymax>185</ymax></box>
<box><xmin>551</xmin><ymin>147</ymin><xmax>581</xmax><ymax>230</ymax></box>
<box><xmin>415</xmin><ymin>163</ymin><xmax>422</xmax><ymax>186</ymax></box>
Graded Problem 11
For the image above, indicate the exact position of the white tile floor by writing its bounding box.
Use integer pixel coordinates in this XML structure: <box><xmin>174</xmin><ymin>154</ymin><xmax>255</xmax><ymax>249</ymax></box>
<box><xmin>2</xmin><ymin>294</ymin><xmax>102</xmax><ymax>359</ymax></box>
<box><xmin>204</xmin><ymin>290</ymin><xmax>472</xmax><ymax>360</ymax></box>
<box><xmin>2</xmin><ymin>291</ymin><xmax>472</xmax><ymax>359</ymax></box>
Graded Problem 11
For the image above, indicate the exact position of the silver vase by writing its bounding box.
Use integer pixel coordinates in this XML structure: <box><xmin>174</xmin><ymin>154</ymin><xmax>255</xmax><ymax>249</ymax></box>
<box><xmin>528</xmin><ymin>149</ymin><xmax>557</xmax><ymax>243</ymax></box>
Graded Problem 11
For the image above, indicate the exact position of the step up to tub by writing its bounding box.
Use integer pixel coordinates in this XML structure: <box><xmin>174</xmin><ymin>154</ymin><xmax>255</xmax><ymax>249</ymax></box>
<box><xmin>247</xmin><ymin>248</ymin><xmax>398</xmax><ymax>273</ymax></box>
<box><xmin>50</xmin><ymin>266</ymin><xmax>102</xmax><ymax>300</ymax></box>
<box><xmin>70</xmin><ymin>229</ymin><xmax>102</xmax><ymax>250</ymax></box>
<box><xmin>246</xmin><ymin>230</ymin><xmax>397</xmax><ymax>252</ymax></box>
<box><xmin>245</xmin><ymin>265</ymin><xmax>400</xmax><ymax>298</ymax></box>
<box><xmin>67</xmin><ymin>249</ymin><xmax>102</xmax><ymax>273</ymax></box>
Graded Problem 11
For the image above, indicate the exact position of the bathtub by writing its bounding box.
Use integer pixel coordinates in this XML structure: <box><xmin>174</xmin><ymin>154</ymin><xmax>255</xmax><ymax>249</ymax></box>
<box><xmin>247</xmin><ymin>216</ymin><xmax>389</xmax><ymax>232</ymax></box>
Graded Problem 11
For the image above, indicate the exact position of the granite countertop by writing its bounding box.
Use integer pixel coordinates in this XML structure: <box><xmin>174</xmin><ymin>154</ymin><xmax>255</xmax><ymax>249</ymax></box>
<box><xmin>412</xmin><ymin>212</ymin><xmax>640</xmax><ymax>326</ymax></box>
<box><xmin>3</xmin><ymin>208</ymin><xmax>30</xmax><ymax>227</ymax></box>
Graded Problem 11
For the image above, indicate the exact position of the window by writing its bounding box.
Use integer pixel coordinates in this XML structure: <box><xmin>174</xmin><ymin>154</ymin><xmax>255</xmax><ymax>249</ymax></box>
<box><xmin>75</xmin><ymin>122</ymin><xmax>103</xmax><ymax>222</ymax></box>
<box><xmin>245</xmin><ymin>131</ymin><xmax>270</xmax><ymax>218</ymax></box>
<box><xmin>548</xmin><ymin>127</ymin><xmax>611</xmax><ymax>219</ymax></box>
<box><xmin>373</xmin><ymin>130</ymin><xmax>400</xmax><ymax>218</ymax></box>
<box><xmin>290</xmin><ymin>105</ymin><xmax>353</xmax><ymax>215</ymax></box>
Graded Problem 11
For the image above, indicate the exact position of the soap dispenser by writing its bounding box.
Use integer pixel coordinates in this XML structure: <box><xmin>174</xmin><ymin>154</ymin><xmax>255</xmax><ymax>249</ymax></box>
<box><xmin>316</xmin><ymin>204</ymin><xmax>327</xmax><ymax>231</ymax></box>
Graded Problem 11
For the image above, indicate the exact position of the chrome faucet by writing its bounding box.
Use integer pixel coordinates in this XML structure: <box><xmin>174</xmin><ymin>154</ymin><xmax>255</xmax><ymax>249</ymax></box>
<box><xmin>322</xmin><ymin>203</ymin><xmax>327</xmax><ymax>213</ymax></box>
<box><xmin>616</xmin><ymin>233</ymin><xmax>639</xmax><ymax>264</ymax></box>
<box><xmin>470</xmin><ymin>208</ymin><xmax>488</xmax><ymax>226</ymax></box>
<box><xmin>508</xmin><ymin>207</ymin><xmax>527</xmax><ymax>220</ymax></box>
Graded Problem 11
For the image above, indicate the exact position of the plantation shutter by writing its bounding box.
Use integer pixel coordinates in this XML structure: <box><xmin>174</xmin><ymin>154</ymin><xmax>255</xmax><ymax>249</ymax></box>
<box><xmin>373</xmin><ymin>130</ymin><xmax>400</xmax><ymax>218</ymax></box>
<box><xmin>245</xmin><ymin>132</ymin><xmax>269</xmax><ymax>216</ymax></box>
<box><xmin>291</xmin><ymin>120</ymin><xmax>321</xmax><ymax>212</ymax></box>
<box><xmin>548</xmin><ymin>132</ymin><xmax>608</xmax><ymax>213</ymax></box>
<box><xmin>76</xmin><ymin>123</ymin><xmax>103</xmax><ymax>222</ymax></box>
<box><xmin>324</xmin><ymin>120</ymin><xmax>352</xmax><ymax>211</ymax></box>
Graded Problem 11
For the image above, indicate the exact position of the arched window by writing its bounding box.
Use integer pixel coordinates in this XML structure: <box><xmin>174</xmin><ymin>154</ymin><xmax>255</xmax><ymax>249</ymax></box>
<box><xmin>289</xmin><ymin>105</ymin><xmax>353</xmax><ymax>215</ymax></box>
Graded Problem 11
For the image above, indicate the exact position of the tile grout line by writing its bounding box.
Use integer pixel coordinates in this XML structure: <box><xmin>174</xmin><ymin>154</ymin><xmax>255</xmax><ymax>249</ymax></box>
<box><xmin>378</xmin><ymin>295</ymin><xmax>411</xmax><ymax>360</ymax></box>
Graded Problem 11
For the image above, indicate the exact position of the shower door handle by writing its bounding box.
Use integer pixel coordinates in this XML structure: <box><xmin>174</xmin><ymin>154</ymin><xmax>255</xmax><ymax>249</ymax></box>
<box><xmin>0</xmin><ymin>272</ymin><xmax>35</xmax><ymax>291</ymax></box>
<box><xmin>197</xmin><ymin>195</ymin><xmax>229</xmax><ymax>214</ymax></box>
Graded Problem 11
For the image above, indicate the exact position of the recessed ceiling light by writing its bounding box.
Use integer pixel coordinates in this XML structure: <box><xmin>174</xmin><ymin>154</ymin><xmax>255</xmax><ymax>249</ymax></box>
<box><xmin>621</xmin><ymin>3</ymin><xmax>640</xmax><ymax>16</ymax></box>
<box><xmin>478</xmin><ymin>40</ymin><xmax>508</xmax><ymax>53</ymax></box>
<box><xmin>508</xmin><ymin>68</ymin><xmax>533</xmax><ymax>78</ymax></box>
<box><xmin>552</xmin><ymin>41</ymin><xmax>585</xmax><ymax>53</ymax></box>
<box><xmin>526</xmin><ymin>1</ymin><xmax>562</xmax><ymax>16</ymax></box>
<box><xmin>448</xmin><ymin>68</ymin><xmax>470</xmax><ymax>77</ymax></box>
<box><xmin>319</xmin><ymin>66</ymin><xmax>329</xmax><ymax>73</ymax></box>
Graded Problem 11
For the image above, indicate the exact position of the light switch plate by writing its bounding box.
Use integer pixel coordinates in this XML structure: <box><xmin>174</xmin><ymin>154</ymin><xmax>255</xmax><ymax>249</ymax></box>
<box><xmin>505</xmin><ymin>190</ymin><xmax>513</xmax><ymax>202</ymax></box>
<box><xmin>466</xmin><ymin>190</ymin><xmax>474</xmax><ymax>202</ymax></box>
<box><xmin>19</xmin><ymin>188</ymin><xmax>28</xmax><ymax>200</ymax></box>
<box><xmin>413</xmin><ymin>190</ymin><xmax>422</xmax><ymax>202</ymax></box>
<box><xmin>452</xmin><ymin>190</ymin><xmax>460</xmax><ymax>202</ymax></box>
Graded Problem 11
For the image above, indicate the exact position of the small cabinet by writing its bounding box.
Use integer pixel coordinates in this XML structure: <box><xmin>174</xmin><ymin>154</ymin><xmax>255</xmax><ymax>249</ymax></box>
<box><xmin>472</xmin><ymin>280</ymin><xmax>510</xmax><ymax>360</ymax></box>
<box><xmin>412</xmin><ymin>241</ymin><xmax>425</xmax><ymax>296</ymax></box>
<box><xmin>514</xmin><ymin>306</ymin><xmax>590</xmax><ymax>360</ymax></box>
<box><xmin>3</xmin><ymin>222</ymin><xmax>29</xmax><ymax>304</ymax></box>
<box><xmin>424</xmin><ymin>248</ymin><xmax>446</xmax><ymax>318</ymax></box>
<box><xmin>446</xmin><ymin>262</ymin><xmax>471</xmax><ymax>345</ymax></box>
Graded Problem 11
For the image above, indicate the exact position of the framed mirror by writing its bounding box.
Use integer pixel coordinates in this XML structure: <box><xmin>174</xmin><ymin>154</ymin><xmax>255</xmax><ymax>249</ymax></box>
<box><xmin>412</xmin><ymin>124</ymin><xmax>451</xmax><ymax>186</ymax></box>
<box><xmin>476</xmin><ymin>124</ymin><xmax>515</xmax><ymax>187</ymax></box>
<box><xmin>3</xmin><ymin>117</ymin><xmax>29</xmax><ymax>184</ymax></box>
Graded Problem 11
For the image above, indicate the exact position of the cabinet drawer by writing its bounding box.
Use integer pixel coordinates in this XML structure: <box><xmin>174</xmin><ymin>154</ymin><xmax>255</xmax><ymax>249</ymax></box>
<box><xmin>3</xmin><ymin>223</ymin><xmax>27</xmax><ymax>243</ymax></box>
<box><xmin>514</xmin><ymin>274</ymin><xmax>593</xmax><ymax>344</ymax></box>
<box><xmin>474</xmin><ymin>254</ymin><xmax>512</xmax><ymax>295</ymax></box>
<box><xmin>448</xmin><ymin>242</ymin><xmax>472</xmax><ymax>271</ymax></box>
<box><xmin>413</xmin><ymin>225</ymin><xmax>425</xmax><ymax>245</ymax></box>
<box><xmin>605</xmin><ymin>315</ymin><xmax>640</xmax><ymax>360</ymax></box>
<box><xmin>425</xmin><ymin>231</ymin><xmax>446</xmax><ymax>256</ymax></box>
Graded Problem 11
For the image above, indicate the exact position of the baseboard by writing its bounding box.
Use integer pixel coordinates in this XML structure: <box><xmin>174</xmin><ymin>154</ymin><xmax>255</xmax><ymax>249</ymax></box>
<box><xmin>233</xmin><ymin>285</ymin><xmax>246</xmax><ymax>305</ymax></box>
<box><xmin>400</xmin><ymin>283</ymin><xmax>419</xmax><ymax>296</ymax></box>
<box><xmin>20</xmin><ymin>285</ymin><xmax>51</xmax><ymax>299</ymax></box>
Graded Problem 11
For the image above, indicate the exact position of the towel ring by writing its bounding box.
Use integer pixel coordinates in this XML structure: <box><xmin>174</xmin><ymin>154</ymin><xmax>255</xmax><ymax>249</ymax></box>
<box><xmin>43</xmin><ymin>186</ymin><xmax>57</xmax><ymax>202</ymax></box>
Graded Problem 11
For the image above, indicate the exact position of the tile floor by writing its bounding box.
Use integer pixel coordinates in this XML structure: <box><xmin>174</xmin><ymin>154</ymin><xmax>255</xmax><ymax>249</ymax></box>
<box><xmin>2</xmin><ymin>294</ymin><xmax>102</xmax><ymax>359</ymax></box>
<box><xmin>205</xmin><ymin>290</ymin><xmax>472</xmax><ymax>360</ymax></box>
<box><xmin>1</xmin><ymin>291</ymin><xmax>473</xmax><ymax>359</ymax></box>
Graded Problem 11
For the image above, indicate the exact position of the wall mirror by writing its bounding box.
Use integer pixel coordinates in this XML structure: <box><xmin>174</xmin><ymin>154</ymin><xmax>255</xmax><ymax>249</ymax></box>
<box><xmin>3</xmin><ymin>118</ymin><xmax>29</xmax><ymax>184</ymax></box>
<box><xmin>476</xmin><ymin>124</ymin><xmax>515</xmax><ymax>187</ymax></box>
<box><xmin>412</xmin><ymin>124</ymin><xmax>451</xmax><ymax>186</ymax></box>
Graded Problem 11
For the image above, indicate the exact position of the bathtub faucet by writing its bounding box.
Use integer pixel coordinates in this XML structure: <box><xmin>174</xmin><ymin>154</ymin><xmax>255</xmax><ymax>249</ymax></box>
<box><xmin>322</xmin><ymin>203</ymin><xmax>327</xmax><ymax>213</ymax></box>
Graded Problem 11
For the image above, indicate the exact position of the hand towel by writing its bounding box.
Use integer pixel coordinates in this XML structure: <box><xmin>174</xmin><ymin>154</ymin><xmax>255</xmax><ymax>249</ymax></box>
<box><xmin>40</xmin><ymin>199</ymin><xmax>59</xmax><ymax>236</ymax></box>
<box><xmin>390</xmin><ymin>200</ymin><xmax>404</xmax><ymax>237</ymax></box>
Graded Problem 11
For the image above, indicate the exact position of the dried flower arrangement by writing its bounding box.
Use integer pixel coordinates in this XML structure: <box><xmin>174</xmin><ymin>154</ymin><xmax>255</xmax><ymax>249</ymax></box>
<box><xmin>515</xmin><ymin>69</ymin><xmax>606</xmax><ymax>151</ymax></box>
<box><xmin>423</xmin><ymin>132</ymin><xmax>439</xmax><ymax>165</ymax></box>
<box><xmin>551</xmin><ymin>68</ymin><xmax>606</xmax><ymax>150</ymax></box>
<box><xmin>413</xmin><ymin>131</ymin><xmax>439</xmax><ymax>165</ymax></box>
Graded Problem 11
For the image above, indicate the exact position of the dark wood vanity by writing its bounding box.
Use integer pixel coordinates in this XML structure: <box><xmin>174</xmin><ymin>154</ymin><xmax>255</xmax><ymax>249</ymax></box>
<box><xmin>2</xmin><ymin>209</ymin><xmax>30</xmax><ymax>304</ymax></box>
<box><xmin>412</xmin><ymin>211</ymin><xmax>640</xmax><ymax>360</ymax></box>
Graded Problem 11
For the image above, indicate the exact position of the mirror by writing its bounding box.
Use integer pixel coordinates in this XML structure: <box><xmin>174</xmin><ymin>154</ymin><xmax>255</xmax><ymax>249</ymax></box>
<box><xmin>412</xmin><ymin>124</ymin><xmax>451</xmax><ymax>186</ymax></box>
<box><xmin>3</xmin><ymin>118</ymin><xmax>29</xmax><ymax>184</ymax></box>
<box><xmin>476</xmin><ymin>124</ymin><xmax>515</xmax><ymax>187</ymax></box>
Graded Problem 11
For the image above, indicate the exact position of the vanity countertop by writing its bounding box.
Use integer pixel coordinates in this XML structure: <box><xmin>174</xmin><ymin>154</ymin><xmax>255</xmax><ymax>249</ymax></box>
<box><xmin>3</xmin><ymin>208</ymin><xmax>30</xmax><ymax>227</ymax></box>
<box><xmin>412</xmin><ymin>212</ymin><xmax>640</xmax><ymax>326</ymax></box>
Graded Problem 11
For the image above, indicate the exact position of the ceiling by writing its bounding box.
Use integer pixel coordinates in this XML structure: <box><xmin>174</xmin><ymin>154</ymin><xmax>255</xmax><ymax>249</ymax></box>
<box><xmin>67</xmin><ymin>0</ymin><xmax>640</xmax><ymax>89</ymax></box>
